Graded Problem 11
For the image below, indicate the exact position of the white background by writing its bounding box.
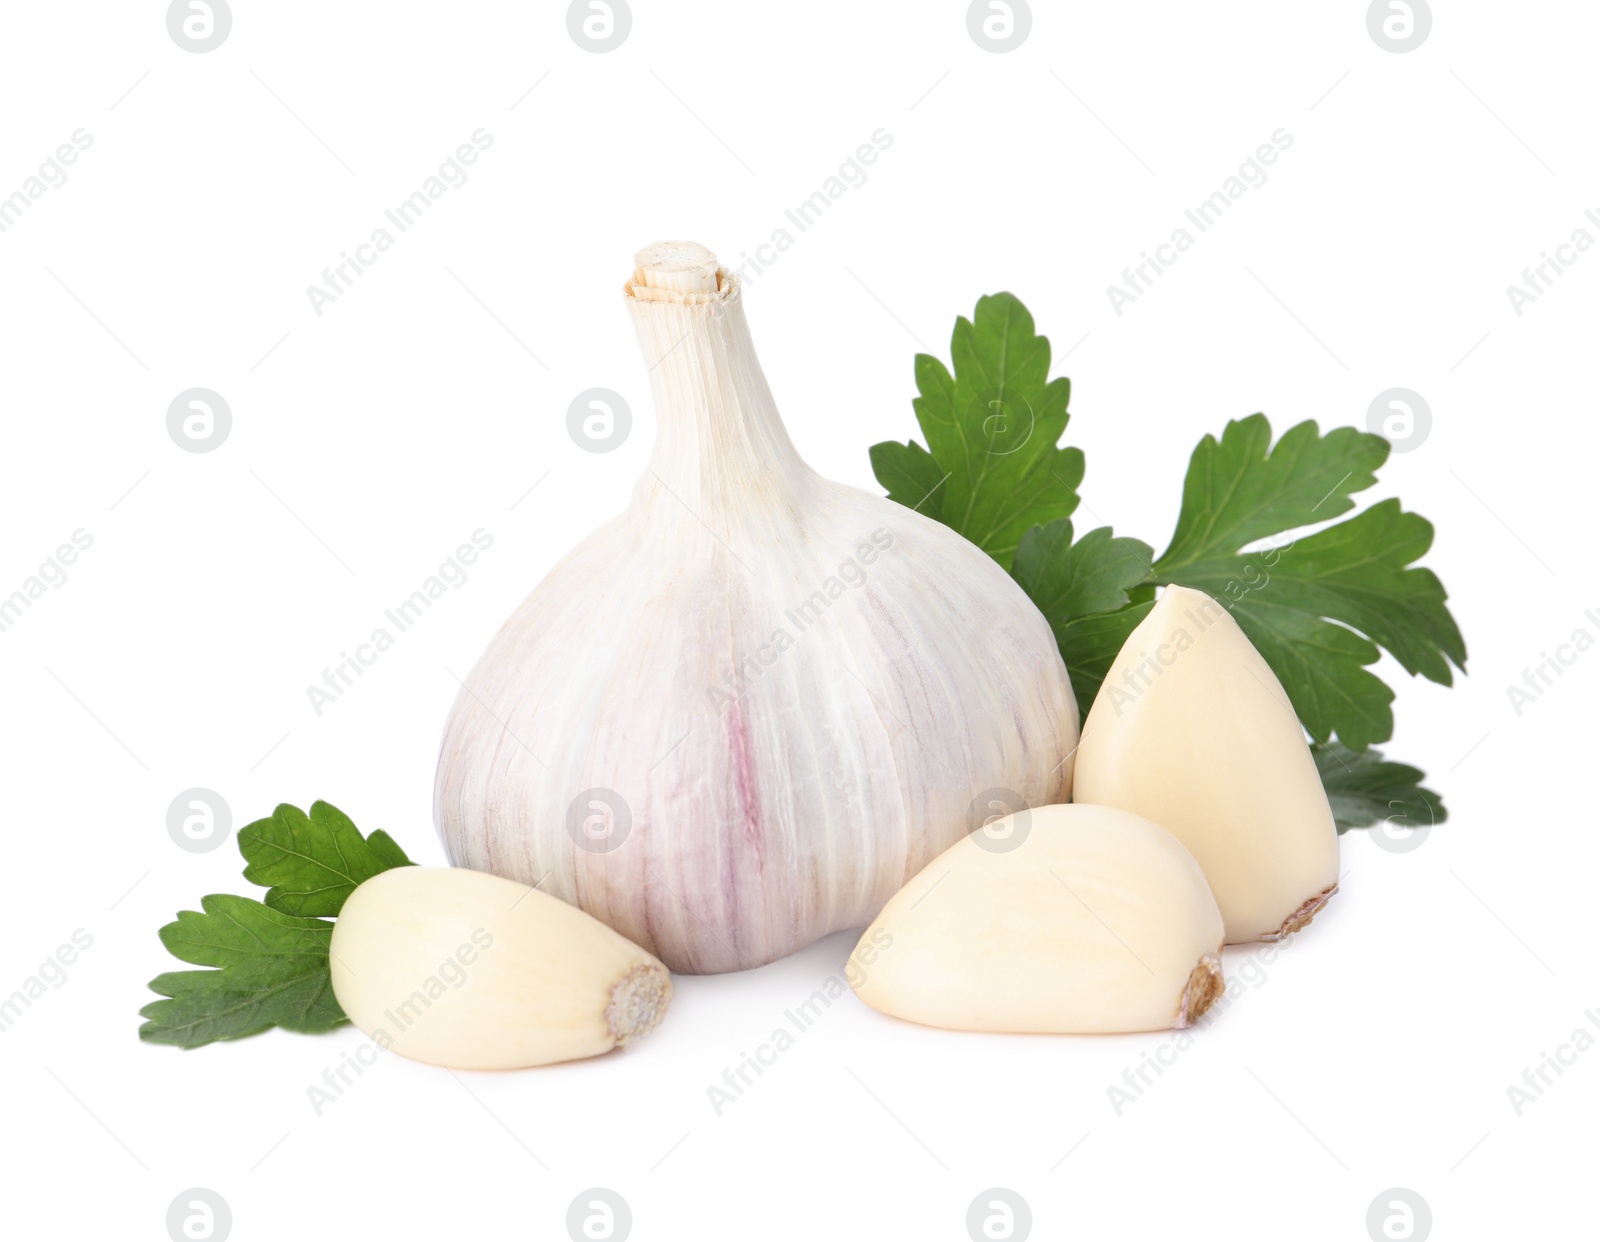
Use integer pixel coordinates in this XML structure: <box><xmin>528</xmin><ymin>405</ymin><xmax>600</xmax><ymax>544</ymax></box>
<box><xmin>1</xmin><ymin>1</ymin><xmax>1594</xmax><ymax>1238</ymax></box>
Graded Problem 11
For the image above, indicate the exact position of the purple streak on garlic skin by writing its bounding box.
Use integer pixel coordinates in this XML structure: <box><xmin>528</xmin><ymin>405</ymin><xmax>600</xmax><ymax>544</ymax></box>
<box><xmin>434</xmin><ymin>242</ymin><xmax>1079</xmax><ymax>974</ymax></box>
<box><xmin>726</xmin><ymin>698</ymin><xmax>763</xmax><ymax>858</ymax></box>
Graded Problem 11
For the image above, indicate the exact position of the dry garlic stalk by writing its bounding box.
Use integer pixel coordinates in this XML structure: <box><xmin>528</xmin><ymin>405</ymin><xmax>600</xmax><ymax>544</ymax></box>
<box><xmin>849</xmin><ymin>804</ymin><xmax>1225</xmax><ymax>1034</ymax></box>
<box><xmin>1074</xmin><ymin>585</ymin><xmax>1340</xmax><ymax>942</ymax></box>
<box><xmin>330</xmin><ymin>867</ymin><xmax>670</xmax><ymax>1070</ymax></box>
<box><xmin>435</xmin><ymin>241</ymin><xmax>1079</xmax><ymax>974</ymax></box>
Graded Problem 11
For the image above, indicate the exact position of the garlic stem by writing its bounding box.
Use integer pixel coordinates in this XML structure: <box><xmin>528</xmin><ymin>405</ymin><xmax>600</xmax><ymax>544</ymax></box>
<box><xmin>631</xmin><ymin>240</ymin><xmax>721</xmax><ymax>297</ymax></box>
<box><xmin>626</xmin><ymin>250</ymin><xmax>810</xmax><ymax>511</ymax></box>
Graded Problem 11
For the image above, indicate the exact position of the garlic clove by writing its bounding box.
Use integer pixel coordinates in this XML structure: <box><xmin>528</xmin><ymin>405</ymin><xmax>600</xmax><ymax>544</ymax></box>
<box><xmin>329</xmin><ymin>867</ymin><xmax>671</xmax><ymax>1070</ymax></box>
<box><xmin>1073</xmin><ymin>585</ymin><xmax>1340</xmax><ymax>943</ymax></box>
<box><xmin>435</xmin><ymin>242</ymin><xmax>1079</xmax><ymax>974</ymax></box>
<box><xmin>849</xmin><ymin>803</ymin><xmax>1225</xmax><ymax>1035</ymax></box>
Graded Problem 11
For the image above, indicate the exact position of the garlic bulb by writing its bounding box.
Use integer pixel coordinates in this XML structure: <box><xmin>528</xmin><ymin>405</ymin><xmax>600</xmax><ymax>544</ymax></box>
<box><xmin>1073</xmin><ymin>585</ymin><xmax>1339</xmax><ymax>942</ymax></box>
<box><xmin>435</xmin><ymin>241</ymin><xmax>1078</xmax><ymax>974</ymax></box>
<box><xmin>849</xmin><ymin>803</ymin><xmax>1225</xmax><ymax>1034</ymax></box>
<box><xmin>330</xmin><ymin>867</ymin><xmax>671</xmax><ymax>1070</ymax></box>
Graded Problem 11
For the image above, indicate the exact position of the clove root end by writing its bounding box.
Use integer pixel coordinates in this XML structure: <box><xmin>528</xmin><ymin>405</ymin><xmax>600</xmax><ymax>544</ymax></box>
<box><xmin>1176</xmin><ymin>952</ymin><xmax>1225</xmax><ymax>1028</ymax></box>
<box><xmin>1266</xmin><ymin>883</ymin><xmax>1339</xmax><ymax>941</ymax></box>
<box><xmin>606</xmin><ymin>963</ymin><xmax>673</xmax><ymax>1047</ymax></box>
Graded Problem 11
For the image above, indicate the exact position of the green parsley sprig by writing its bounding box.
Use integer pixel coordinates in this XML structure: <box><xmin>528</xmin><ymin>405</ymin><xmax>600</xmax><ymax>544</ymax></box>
<box><xmin>139</xmin><ymin>801</ymin><xmax>413</xmax><ymax>1048</ymax></box>
<box><xmin>871</xmin><ymin>292</ymin><xmax>1463</xmax><ymax>827</ymax></box>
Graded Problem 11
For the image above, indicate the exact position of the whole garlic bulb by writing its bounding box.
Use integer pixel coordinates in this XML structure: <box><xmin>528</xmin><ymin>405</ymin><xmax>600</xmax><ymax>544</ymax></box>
<box><xmin>435</xmin><ymin>242</ymin><xmax>1078</xmax><ymax>974</ymax></box>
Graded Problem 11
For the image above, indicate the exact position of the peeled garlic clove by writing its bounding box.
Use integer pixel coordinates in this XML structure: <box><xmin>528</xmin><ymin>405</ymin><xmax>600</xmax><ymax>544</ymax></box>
<box><xmin>329</xmin><ymin>867</ymin><xmax>670</xmax><ymax>1070</ymax></box>
<box><xmin>435</xmin><ymin>242</ymin><xmax>1079</xmax><ymax>974</ymax></box>
<box><xmin>849</xmin><ymin>804</ymin><xmax>1225</xmax><ymax>1034</ymax></box>
<box><xmin>1073</xmin><ymin>585</ymin><xmax>1339</xmax><ymax>943</ymax></box>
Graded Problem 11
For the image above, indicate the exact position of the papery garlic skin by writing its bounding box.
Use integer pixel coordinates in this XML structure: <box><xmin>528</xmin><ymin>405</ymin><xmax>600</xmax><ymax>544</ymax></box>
<box><xmin>1073</xmin><ymin>585</ymin><xmax>1339</xmax><ymax>943</ymax></box>
<box><xmin>435</xmin><ymin>242</ymin><xmax>1079</xmax><ymax>974</ymax></box>
<box><xmin>329</xmin><ymin>867</ymin><xmax>671</xmax><ymax>1070</ymax></box>
<box><xmin>849</xmin><ymin>804</ymin><xmax>1225</xmax><ymax>1034</ymax></box>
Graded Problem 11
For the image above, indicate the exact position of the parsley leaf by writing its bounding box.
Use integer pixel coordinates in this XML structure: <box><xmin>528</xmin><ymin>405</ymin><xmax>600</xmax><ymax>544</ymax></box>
<box><xmin>1154</xmin><ymin>415</ymin><xmax>1387</xmax><ymax>568</ymax></box>
<box><xmin>1011</xmin><ymin>520</ymin><xmax>1155</xmax><ymax>718</ymax></box>
<box><xmin>143</xmin><ymin>800</ymin><xmax>413</xmax><ymax>1048</ymax></box>
<box><xmin>999</xmin><ymin>414</ymin><xmax>1467</xmax><ymax>748</ymax></box>
<box><xmin>1150</xmin><ymin>416</ymin><xmax>1467</xmax><ymax>750</ymax></box>
<box><xmin>240</xmin><ymin>800</ymin><xmax>412</xmax><ymax>917</ymax></box>
<box><xmin>138</xmin><ymin>896</ymin><xmax>345</xmax><ymax>1048</ymax></box>
<box><xmin>870</xmin><ymin>291</ymin><xmax>1466</xmax><ymax>827</ymax></box>
<box><xmin>870</xmin><ymin>292</ymin><xmax>1081</xmax><ymax>570</ymax></box>
<box><xmin>1312</xmin><ymin>741</ymin><xmax>1448</xmax><ymax>833</ymax></box>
